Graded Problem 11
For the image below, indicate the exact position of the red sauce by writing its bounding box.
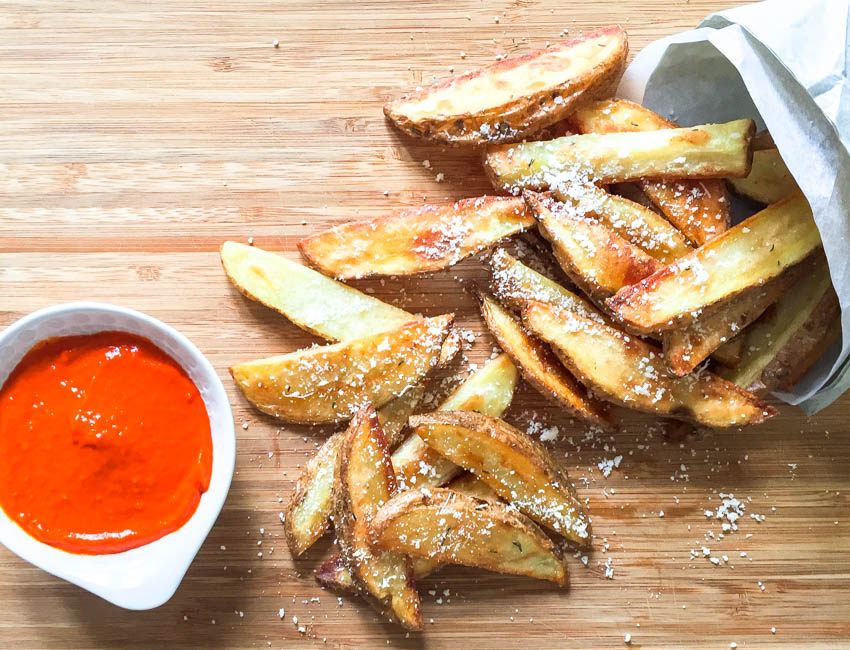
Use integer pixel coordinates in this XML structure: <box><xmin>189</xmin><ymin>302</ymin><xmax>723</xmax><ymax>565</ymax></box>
<box><xmin>0</xmin><ymin>332</ymin><xmax>213</xmax><ymax>554</ymax></box>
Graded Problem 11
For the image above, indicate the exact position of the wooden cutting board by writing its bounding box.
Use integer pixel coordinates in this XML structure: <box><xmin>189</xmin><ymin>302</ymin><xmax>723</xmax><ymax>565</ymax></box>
<box><xmin>1</xmin><ymin>1</ymin><xmax>848</xmax><ymax>648</ymax></box>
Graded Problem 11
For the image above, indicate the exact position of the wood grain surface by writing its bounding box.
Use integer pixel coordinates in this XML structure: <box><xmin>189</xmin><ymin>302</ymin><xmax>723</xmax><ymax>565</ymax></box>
<box><xmin>2</xmin><ymin>1</ymin><xmax>849</xmax><ymax>648</ymax></box>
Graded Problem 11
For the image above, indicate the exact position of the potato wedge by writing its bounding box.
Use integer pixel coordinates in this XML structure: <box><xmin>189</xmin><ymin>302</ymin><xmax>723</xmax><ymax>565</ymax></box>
<box><xmin>522</xmin><ymin>300</ymin><xmax>777</xmax><ymax>428</ymax></box>
<box><xmin>567</xmin><ymin>99</ymin><xmax>731</xmax><ymax>245</ymax></box>
<box><xmin>221</xmin><ymin>241</ymin><xmax>410</xmax><ymax>341</ymax></box>
<box><xmin>283</xmin><ymin>385</ymin><xmax>423</xmax><ymax>556</ymax></box>
<box><xmin>334</xmin><ymin>405</ymin><xmax>421</xmax><ymax>630</ymax></box>
<box><xmin>719</xmin><ymin>257</ymin><xmax>840</xmax><ymax>393</ymax></box>
<box><xmin>392</xmin><ymin>353</ymin><xmax>518</xmax><ymax>491</ymax></box>
<box><xmin>478</xmin><ymin>291</ymin><xmax>612</xmax><ymax>428</ymax></box>
<box><xmin>607</xmin><ymin>194</ymin><xmax>823</xmax><ymax>334</ymax></box>
<box><xmin>316</xmin><ymin>474</ymin><xmax>499</xmax><ymax>594</ymax></box>
<box><xmin>552</xmin><ymin>182</ymin><xmax>693</xmax><ymax>263</ymax></box>
<box><xmin>484</xmin><ymin>119</ymin><xmax>754</xmax><ymax>194</ymax></box>
<box><xmin>526</xmin><ymin>191</ymin><xmax>663</xmax><ymax>302</ymax></box>
<box><xmin>728</xmin><ymin>148</ymin><xmax>799</xmax><ymax>204</ymax></box>
<box><xmin>409</xmin><ymin>411</ymin><xmax>590</xmax><ymax>544</ymax></box>
<box><xmin>298</xmin><ymin>196</ymin><xmax>533</xmax><ymax>279</ymax></box>
<box><xmin>712</xmin><ymin>335</ymin><xmax>746</xmax><ymax>368</ymax></box>
<box><xmin>662</xmin><ymin>258</ymin><xmax>813</xmax><ymax>376</ymax></box>
<box><xmin>221</xmin><ymin>241</ymin><xmax>460</xmax><ymax>368</ymax></box>
<box><xmin>231</xmin><ymin>314</ymin><xmax>451</xmax><ymax>423</ymax></box>
<box><xmin>487</xmin><ymin>247</ymin><xmax>608</xmax><ymax>328</ymax></box>
<box><xmin>383</xmin><ymin>26</ymin><xmax>627</xmax><ymax>146</ymax></box>
<box><xmin>372</xmin><ymin>488</ymin><xmax>568</xmax><ymax>585</ymax></box>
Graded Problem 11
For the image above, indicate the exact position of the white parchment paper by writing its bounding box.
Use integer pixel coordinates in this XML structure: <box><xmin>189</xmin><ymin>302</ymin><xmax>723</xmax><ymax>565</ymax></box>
<box><xmin>617</xmin><ymin>0</ymin><xmax>850</xmax><ymax>414</ymax></box>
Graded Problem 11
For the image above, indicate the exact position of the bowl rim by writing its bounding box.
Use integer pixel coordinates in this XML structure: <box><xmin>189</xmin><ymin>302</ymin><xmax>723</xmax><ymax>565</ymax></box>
<box><xmin>0</xmin><ymin>301</ymin><xmax>235</xmax><ymax>609</ymax></box>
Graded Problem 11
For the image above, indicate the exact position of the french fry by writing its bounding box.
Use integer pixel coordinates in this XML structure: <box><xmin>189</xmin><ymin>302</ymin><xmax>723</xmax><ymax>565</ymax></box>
<box><xmin>526</xmin><ymin>191</ymin><xmax>664</xmax><ymax>302</ymax></box>
<box><xmin>484</xmin><ymin>119</ymin><xmax>754</xmax><ymax>194</ymax></box>
<box><xmin>662</xmin><ymin>258</ymin><xmax>814</xmax><ymax>376</ymax></box>
<box><xmin>315</xmin><ymin>474</ymin><xmax>500</xmax><ymax>594</ymax></box>
<box><xmin>712</xmin><ymin>335</ymin><xmax>746</xmax><ymax>368</ymax></box>
<box><xmin>607</xmin><ymin>194</ymin><xmax>823</xmax><ymax>334</ymax></box>
<box><xmin>221</xmin><ymin>241</ymin><xmax>411</xmax><ymax>341</ymax></box>
<box><xmin>522</xmin><ymin>300</ymin><xmax>777</xmax><ymax>428</ymax></box>
<box><xmin>728</xmin><ymin>148</ymin><xmax>799</xmax><ymax>204</ymax></box>
<box><xmin>283</xmin><ymin>385</ymin><xmax>423</xmax><ymax>557</ymax></box>
<box><xmin>334</xmin><ymin>405</ymin><xmax>421</xmax><ymax>630</ymax></box>
<box><xmin>719</xmin><ymin>257</ymin><xmax>840</xmax><ymax>393</ymax></box>
<box><xmin>231</xmin><ymin>315</ymin><xmax>451</xmax><ymax>424</ymax></box>
<box><xmin>751</xmin><ymin>129</ymin><xmax>775</xmax><ymax>151</ymax></box>
<box><xmin>567</xmin><ymin>99</ymin><xmax>732</xmax><ymax>245</ymax></box>
<box><xmin>298</xmin><ymin>196</ymin><xmax>533</xmax><ymax>279</ymax></box>
<box><xmin>221</xmin><ymin>241</ymin><xmax>460</xmax><ymax>367</ymax></box>
<box><xmin>478</xmin><ymin>292</ymin><xmax>612</xmax><ymax>427</ymax></box>
<box><xmin>383</xmin><ymin>26</ymin><xmax>627</xmax><ymax>146</ymax></box>
<box><xmin>372</xmin><ymin>488</ymin><xmax>569</xmax><ymax>586</ymax></box>
<box><xmin>488</xmin><ymin>247</ymin><xmax>604</xmax><ymax>322</ymax></box>
<box><xmin>409</xmin><ymin>411</ymin><xmax>591</xmax><ymax>545</ymax></box>
<box><xmin>552</xmin><ymin>181</ymin><xmax>693</xmax><ymax>263</ymax></box>
<box><xmin>392</xmin><ymin>353</ymin><xmax>518</xmax><ymax>491</ymax></box>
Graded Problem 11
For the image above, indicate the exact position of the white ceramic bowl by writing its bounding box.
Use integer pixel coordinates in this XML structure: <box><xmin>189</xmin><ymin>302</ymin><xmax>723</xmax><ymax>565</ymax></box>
<box><xmin>0</xmin><ymin>302</ymin><xmax>235</xmax><ymax>610</ymax></box>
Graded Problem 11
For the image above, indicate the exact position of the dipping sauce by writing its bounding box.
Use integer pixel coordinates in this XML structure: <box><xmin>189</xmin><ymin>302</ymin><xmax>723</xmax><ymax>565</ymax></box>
<box><xmin>0</xmin><ymin>332</ymin><xmax>213</xmax><ymax>554</ymax></box>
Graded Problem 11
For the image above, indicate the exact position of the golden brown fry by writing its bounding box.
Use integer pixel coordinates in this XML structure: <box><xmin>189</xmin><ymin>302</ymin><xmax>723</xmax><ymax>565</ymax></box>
<box><xmin>607</xmin><ymin>194</ymin><xmax>823</xmax><ymax>334</ymax></box>
<box><xmin>567</xmin><ymin>98</ymin><xmax>731</xmax><ymax>245</ymax></box>
<box><xmin>526</xmin><ymin>191</ymin><xmax>663</xmax><ymax>302</ymax></box>
<box><xmin>719</xmin><ymin>257</ymin><xmax>840</xmax><ymax>393</ymax></box>
<box><xmin>391</xmin><ymin>353</ymin><xmax>518</xmax><ymax>491</ymax></box>
<box><xmin>728</xmin><ymin>148</ymin><xmax>799</xmax><ymax>205</ymax></box>
<box><xmin>283</xmin><ymin>386</ymin><xmax>422</xmax><ymax>556</ymax></box>
<box><xmin>231</xmin><ymin>315</ymin><xmax>451</xmax><ymax>424</ymax></box>
<box><xmin>484</xmin><ymin>119</ymin><xmax>754</xmax><ymax>194</ymax></box>
<box><xmin>552</xmin><ymin>182</ymin><xmax>693</xmax><ymax>263</ymax></box>
<box><xmin>712</xmin><ymin>335</ymin><xmax>746</xmax><ymax>368</ymax></box>
<box><xmin>522</xmin><ymin>300</ymin><xmax>777</xmax><ymax>428</ymax></box>
<box><xmin>334</xmin><ymin>405</ymin><xmax>421</xmax><ymax>630</ymax></box>
<box><xmin>315</xmin><ymin>474</ymin><xmax>500</xmax><ymax>594</ymax></box>
<box><xmin>409</xmin><ymin>411</ymin><xmax>591</xmax><ymax>545</ymax></box>
<box><xmin>221</xmin><ymin>241</ymin><xmax>412</xmax><ymax>341</ymax></box>
<box><xmin>383</xmin><ymin>26</ymin><xmax>627</xmax><ymax>146</ymax></box>
<box><xmin>478</xmin><ymin>291</ymin><xmax>612</xmax><ymax>427</ymax></box>
<box><xmin>372</xmin><ymin>488</ymin><xmax>569</xmax><ymax>585</ymax></box>
<box><xmin>488</xmin><ymin>247</ymin><xmax>604</xmax><ymax>322</ymax></box>
<box><xmin>221</xmin><ymin>241</ymin><xmax>460</xmax><ymax>368</ymax></box>
<box><xmin>298</xmin><ymin>196</ymin><xmax>533</xmax><ymax>279</ymax></box>
<box><xmin>662</xmin><ymin>259</ymin><xmax>813</xmax><ymax>376</ymax></box>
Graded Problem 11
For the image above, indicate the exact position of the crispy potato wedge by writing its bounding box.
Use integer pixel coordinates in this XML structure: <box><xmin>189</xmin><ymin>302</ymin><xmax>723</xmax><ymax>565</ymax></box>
<box><xmin>479</xmin><ymin>292</ymin><xmax>612</xmax><ymax>427</ymax></box>
<box><xmin>552</xmin><ymin>182</ymin><xmax>693</xmax><ymax>263</ymax></box>
<box><xmin>488</xmin><ymin>248</ymin><xmax>606</xmax><ymax>323</ymax></box>
<box><xmin>607</xmin><ymin>194</ymin><xmax>823</xmax><ymax>334</ymax></box>
<box><xmin>316</xmin><ymin>474</ymin><xmax>499</xmax><ymax>594</ymax></box>
<box><xmin>526</xmin><ymin>191</ymin><xmax>663</xmax><ymax>302</ymax></box>
<box><xmin>409</xmin><ymin>411</ymin><xmax>590</xmax><ymax>544</ymax></box>
<box><xmin>567</xmin><ymin>99</ymin><xmax>731</xmax><ymax>245</ymax></box>
<box><xmin>522</xmin><ymin>300</ymin><xmax>777</xmax><ymax>428</ymax></box>
<box><xmin>334</xmin><ymin>405</ymin><xmax>421</xmax><ymax>630</ymax></box>
<box><xmin>392</xmin><ymin>353</ymin><xmax>518</xmax><ymax>491</ymax></box>
<box><xmin>283</xmin><ymin>386</ymin><xmax>423</xmax><ymax>556</ymax></box>
<box><xmin>712</xmin><ymin>335</ymin><xmax>746</xmax><ymax>368</ymax></box>
<box><xmin>484</xmin><ymin>119</ymin><xmax>754</xmax><ymax>194</ymax></box>
<box><xmin>662</xmin><ymin>258</ymin><xmax>813</xmax><ymax>376</ymax></box>
<box><xmin>719</xmin><ymin>257</ymin><xmax>840</xmax><ymax>393</ymax></box>
<box><xmin>383</xmin><ymin>26</ymin><xmax>627</xmax><ymax>146</ymax></box>
<box><xmin>372</xmin><ymin>488</ymin><xmax>568</xmax><ymax>585</ymax></box>
<box><xmin>231</xmin><ymin>314</ymin><xmax>451</xmax><ymax>423</ymax></box>
<box><xmin>221</xmin><ymin>241</ymin><xmax>410</xmax><ymax>341</ymax></box>
<box><xmin>221</xmin><ymin>241</ymin><xmax>460</xmax><ymax>367</ymax></box>
<box><xmin>298</xmin><ymin>196</ymin><xmax>533</xmax><ymax>279</ymax></box>
<box><xmin>728</xmin><ymin>148</ymin><xmax>799</xmax><ymax>204</ymax></box>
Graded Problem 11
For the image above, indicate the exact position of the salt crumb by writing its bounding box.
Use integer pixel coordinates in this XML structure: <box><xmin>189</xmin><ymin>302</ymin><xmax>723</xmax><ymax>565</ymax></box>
<box><xmin>272</xmin><ymin>39</ymin><xmax>279</xmax><ymax>48</ymax></box>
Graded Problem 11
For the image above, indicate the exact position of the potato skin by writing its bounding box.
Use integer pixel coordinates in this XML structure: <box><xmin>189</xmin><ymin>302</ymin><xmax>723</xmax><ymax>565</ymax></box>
<box><xmin>384</xmin><ymin>26</ymin><xmax>628</xmax><ymax>146</ymax></box>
